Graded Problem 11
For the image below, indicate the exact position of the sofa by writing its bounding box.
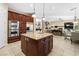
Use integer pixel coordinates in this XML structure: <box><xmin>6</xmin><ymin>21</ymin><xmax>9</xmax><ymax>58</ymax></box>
<box><xmin>71</xmin><ymin>32</ymin><xmax>79</xmax><ymax>42</ymax></box>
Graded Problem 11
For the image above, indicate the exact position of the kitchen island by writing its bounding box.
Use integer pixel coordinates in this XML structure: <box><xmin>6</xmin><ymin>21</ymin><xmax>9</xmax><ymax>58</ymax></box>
<box><xmin>21</xmin><ymin>32</ymin><xmax>53</xmax><ymax>56</ymax></box>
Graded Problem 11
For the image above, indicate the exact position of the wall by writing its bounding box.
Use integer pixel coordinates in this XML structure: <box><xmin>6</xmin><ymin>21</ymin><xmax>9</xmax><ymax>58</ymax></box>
<box><xmin>47</xmin><ymin>19</ymin><xmax>74</xmax><ymax>32</ymax></box>
<box><xmin>0</xmin><ymin>4</ymin><xmax>8</xmax><ymax>48</ymax></box>
<box><xmin>49</xmin><ymin>19</ymin><xmax>74</xmax><ymax>26</ymax></box>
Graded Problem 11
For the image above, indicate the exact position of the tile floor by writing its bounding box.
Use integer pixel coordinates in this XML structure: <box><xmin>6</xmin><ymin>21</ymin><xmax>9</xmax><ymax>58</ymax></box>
<box><xmin>0</xmin><ymin>36</ymin><xmax>79</xmax><ymax>56</ymax></box>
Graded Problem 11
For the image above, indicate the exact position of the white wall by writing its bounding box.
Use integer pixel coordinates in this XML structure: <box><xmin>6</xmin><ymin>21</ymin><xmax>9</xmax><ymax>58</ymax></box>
<box><xmin>0</xmin><ymin>4</ymin><xmax>8</xmax><ymax>48</ymax></box>
<box><xmin>50</xmin><ymin>20</ymin><xmax>74</xmax><ymax>27</ymax></box>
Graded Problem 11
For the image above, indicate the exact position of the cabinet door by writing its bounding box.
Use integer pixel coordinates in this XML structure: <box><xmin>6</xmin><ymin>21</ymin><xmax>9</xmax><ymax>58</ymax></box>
<box><xmin>8</xmin><ymin>36</ymin><xmax>20</xmax><ymax>43</ymax></box>
<box><xmin>19</xmin><ymin>22</ymin><xmax>26</xmax><ymax>33</ymax></box>
<box><xmin>8</xmin><ymin>11</ymin><xmax>18</xmax><ymax>20</ymax></box>
<box><xmin>21</xmin><ymin>37</ymin><xmax>32</xmax><ymax>56</ymax></box>
<box><xmin>38</xmin><ymin>39</ymin><xmax>46</xmax><ymax>56</ymax></box>
<box><xmin>38</xmin><ymin>36</ymin><xmax>53</xmax><ymax>56</ymax></box>
<box><xmin>21</xmin><ymin>36</ymin><xmax>27</xmax><ymax>54</ymax></box>
<box><xmin>44</xmin><ymin>36</ymin><xmax>53</xmax><ymax>55</ymax></box>
<box><xmin>27</xmin><ymin>39</ymin><xmax>37</xmax><ymax>56</ymax></box>
<box><xmin>19</xmin><ymin>15</ymin><xmax>26</xmax><ymax>34</ymax></box>
<box><xmin>44</xmin><ymin>38</ymin><xmax>49</xmax><ymax>55</ymax></box>
<box><xmin>49</xmin><ymin>36</ymin><xmax>53</xmax><ymax>51</ymax></box>
<box><xmin>14</xmin><ymin>13</ymin><xmax>19</xmax><ymax>20</ymax></box>
<box><xmin>8</xmin><ymin>11</ymin><xmax>14</xmax><ymax>20</ymax></box>
<box><xmin>10</xmin><ymin>12</ymin><xmax>15</xmax><ymax>20</ymax></box>
<box><xmin>26</xmin><ymin>16</ymin><xmax>33</xmax><ymax>22</ymax></box>
<box><xmin>8</xmin><ymin>11</ymin><xmax>11</xmax><ymax>20</ymax></box>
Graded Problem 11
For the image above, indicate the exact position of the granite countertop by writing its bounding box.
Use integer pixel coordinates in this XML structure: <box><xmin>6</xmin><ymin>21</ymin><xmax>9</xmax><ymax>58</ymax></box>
<box><xmin>21</xmin><ymin>32</ymin><xmax>53</xmax><ymax>40</ymax></box>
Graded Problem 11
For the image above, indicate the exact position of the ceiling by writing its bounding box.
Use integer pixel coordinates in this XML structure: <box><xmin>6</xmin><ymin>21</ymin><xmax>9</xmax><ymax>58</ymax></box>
<box><xmin>8</xmin><ymin>3</ymin><xmax>79</xmax><ymax>21</ymax></box>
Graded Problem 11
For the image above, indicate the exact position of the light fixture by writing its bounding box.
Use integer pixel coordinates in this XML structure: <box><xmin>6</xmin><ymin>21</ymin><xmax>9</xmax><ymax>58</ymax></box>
<box><xmin>32</xmin><ymin>3</ymin><xmax>36</xmax><ymax>17</ymax></box>
<box><xmin>42</xmin><ymin>3</ymin><xmax>45</xmax><ymax>20</ymax></box>
<box><xmin>32</xmin><ymin>13</ymin><xmax>36</xmax><ymax>17</ymax></box>
<box><xmin>42</xmin><ymin>17</ymin><xmax>45</xmax><ymax>20</ymax></box>
<box><xmin>70</xmin><ymin>7</ymin><xmax>77</xmax><ymax>21</ymax></box>
<box><xmin>42</xmin><ymin>3</ymin><xmax>45</xmax><ymax>33</ymax></box>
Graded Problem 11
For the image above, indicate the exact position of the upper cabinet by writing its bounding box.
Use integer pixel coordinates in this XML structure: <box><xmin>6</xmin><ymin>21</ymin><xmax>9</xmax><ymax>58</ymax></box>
<box><xmin>8</xmin><ymin>11</ymin><xmax>18</xmax><ymax>20</ymax></box>
<box><xmin>8</xmin><ymin>11</ymin><xmax>33</xmax><ymax>22</ymax></box>
<box><xmin>8</xmin><ymin>11</ymin><xmax>12</xmax><ymax>20</ymax></box>
<box><xmin>26</xmin><ymin>16</ymin><xmax>33</xmax><ymax>22</ymax></box>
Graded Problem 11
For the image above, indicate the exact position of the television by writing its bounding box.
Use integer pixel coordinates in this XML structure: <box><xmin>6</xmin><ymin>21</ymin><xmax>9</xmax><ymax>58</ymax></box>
<box><xmin>64</xmin><ymin>22</ymin><xmax>73</xmax><ymax>29</ymax></box>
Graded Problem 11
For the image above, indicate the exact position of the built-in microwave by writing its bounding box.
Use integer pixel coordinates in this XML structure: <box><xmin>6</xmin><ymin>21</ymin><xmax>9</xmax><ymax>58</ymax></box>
<box><xmin>8</xmin><ymin>20</ymin><xmax>19</xmax><ymax>37</ymax></box>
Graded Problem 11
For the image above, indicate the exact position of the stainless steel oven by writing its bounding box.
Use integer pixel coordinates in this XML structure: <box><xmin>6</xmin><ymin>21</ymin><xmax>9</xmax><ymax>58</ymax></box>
<box><xmin>8</xmin><ymin>20</ymin><xmax>19</xmax><ymax>37</ymax></box>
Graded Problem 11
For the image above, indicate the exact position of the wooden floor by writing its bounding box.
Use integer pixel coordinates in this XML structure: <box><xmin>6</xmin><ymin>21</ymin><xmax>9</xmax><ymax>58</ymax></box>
<box><xmin>0</xmin><ymin>36</ymin><xmax>79</xmax><ymax>56</ymax></box>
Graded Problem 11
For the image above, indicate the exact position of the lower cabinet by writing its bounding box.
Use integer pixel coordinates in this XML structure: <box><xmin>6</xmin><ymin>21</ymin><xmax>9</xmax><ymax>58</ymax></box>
<box><xmin>38</xmin><ymin>35</ymin><xmax>53</xmax><ymax>56</ymax></box>
<box><xmin>21</xmin><ymin>35</ymin><xmax>53</xmax><ymax>56</ymax></box>
<box><xmin>21</xmin><ymin>36</ymin><xmax>27</xmax><ymax>54</ymax></box>
<box><xmin>21</xmin><ymin>36</ymin><xmax>38</xmax><ymax>56</ymax></box>
<box><xmin>8</xmin><ymin>36</ymin><xmax>20</xmax><ymax>43</ymax></box>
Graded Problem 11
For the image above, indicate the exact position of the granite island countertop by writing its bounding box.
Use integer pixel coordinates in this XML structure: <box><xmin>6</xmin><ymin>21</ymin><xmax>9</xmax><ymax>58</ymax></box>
<box><xmin>21</xmin><ymin>32</ymin><xmax>53</xmax><ymax>40</ymax></box>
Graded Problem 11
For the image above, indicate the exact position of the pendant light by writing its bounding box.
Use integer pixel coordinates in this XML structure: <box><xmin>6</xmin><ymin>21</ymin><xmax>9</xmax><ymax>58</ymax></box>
<box><xmin>42</xmin><ymin>3</ymin><xmax>45</xmax><ymax>20</ymax></box>
<box><xmin>70</xmin><ymin>7</ymin><xmax>77</xmax><ymax>22</ymax></box>
<box><xmin>70</xmin><ymin>7</ymin><xmax>78</xmax><ymax>30</ymax></box>
<box><xmin>32</xmin><ymin>3</ymin><xmax>36</xmax><ymax>17</ymax></box>
<box><xmin>32</xmin><ymin>3</ymin><xmax>36</xmax><ymax>33</ymax></box>
<box><xmin>42</xmin><ymin>3</ymin><xmax>45</xmax><ymax>33</ymax></box>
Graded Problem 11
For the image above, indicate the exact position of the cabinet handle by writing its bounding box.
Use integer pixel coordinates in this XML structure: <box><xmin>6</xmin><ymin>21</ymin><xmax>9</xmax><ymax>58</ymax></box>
<box><xmin>25</xmin><ymin>38</ymin><xmax>29</xmax><ymax>41</ymax></box>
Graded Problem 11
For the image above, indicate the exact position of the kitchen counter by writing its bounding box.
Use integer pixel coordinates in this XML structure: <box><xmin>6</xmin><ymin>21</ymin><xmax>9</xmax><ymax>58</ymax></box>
<box><xmin>21</xmin><ymin>32</ymin><xmax>53</xmax><ymax>40</ymax></box>
<box><xmin>21</xmin><ymin>32</ymin><xmax>53</xmax><ymax>56</ymax></box>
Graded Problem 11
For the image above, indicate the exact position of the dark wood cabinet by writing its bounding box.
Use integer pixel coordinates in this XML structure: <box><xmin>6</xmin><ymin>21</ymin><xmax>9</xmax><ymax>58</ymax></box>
<box><xmin>49</xmin><ymin>36</ymin><xmax>53</xmax><ymax>51</ymax></box>
<box><xmin>8</xmin><ymin>36</ymin><xmax>20</xmax><ymax>43</ymax></box>
<box><xmin>38</xmin><ymin>36</ymin><xmax>53</xmax><ymax>56</ymax></box>
<box><xmin>8</xmin><ymin>11</ymin><xmax>11</xmax><ymax>20</ymax></box>
<box><xmin>21</xmin><ymin>36</ymin><xmax>38</xmax><ymax>56</ymax></box>
<box><xmin>8</xmin><ymin>11</ymin><xmax>19</xmax><ymax>20</ymax></box>
<box><xmin>21</xmin><ymin>35</ymin><xmax>53</xmax><ymax>56</ymax></box>
<box><xmin>26</xmin><ymin>17</ymin><xmax>33</xmax><ymax>22</ymax></box>
<box><xmin>21</xmin><ymin>36</ymin><xmax>27</xmax><ymax>54</ymax></box>
<box><xmin>8</xmin><ymin>11</ymin><xmax>33</xmax><ymax>43</ymax></box>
